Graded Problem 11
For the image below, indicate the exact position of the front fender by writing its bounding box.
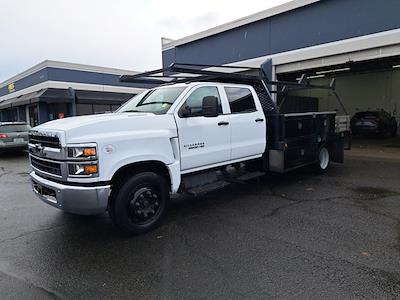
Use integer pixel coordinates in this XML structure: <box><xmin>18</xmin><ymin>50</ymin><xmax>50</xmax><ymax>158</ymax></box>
<box><xmin>105</xmin><ymin>156</ymin><xmax>181</xmax><ymax>193</ymax></box>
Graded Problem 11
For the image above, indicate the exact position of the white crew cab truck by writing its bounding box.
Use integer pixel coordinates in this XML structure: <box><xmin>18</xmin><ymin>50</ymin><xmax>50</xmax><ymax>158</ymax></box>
<box><xmin>29</xmin><ymin>63</ymin><xmax>349</xmax><ymax>234</ymax></box>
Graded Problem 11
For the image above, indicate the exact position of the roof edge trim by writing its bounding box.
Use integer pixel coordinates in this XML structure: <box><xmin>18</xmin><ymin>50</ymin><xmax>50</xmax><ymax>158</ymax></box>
<box><xmin>0</xmin><ymin>60</ymin><xmax>139</xmax><ymax>90</ymax></box>
<box><xmin>162</xmin><ymin>0</ymin><xmax>320</xmax><ymax>50</ymax></box>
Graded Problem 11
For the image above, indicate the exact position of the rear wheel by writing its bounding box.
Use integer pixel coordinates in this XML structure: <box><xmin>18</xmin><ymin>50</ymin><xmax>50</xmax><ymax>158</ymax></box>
<box><xmin>314</xmin><ymin>144</ymin><xmax>330</xmax><ymax>174</ymax></box>
<box><xmin>109</xmin><ymin>172</ymin><xmax>169</xmax><ymax>235</ymax></box>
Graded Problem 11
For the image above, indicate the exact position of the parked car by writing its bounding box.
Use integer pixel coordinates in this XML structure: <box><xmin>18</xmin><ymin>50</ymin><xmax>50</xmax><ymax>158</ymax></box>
<box><xmin>351</xmin><ymin>111</ymin><xmax>397</xmax><ymax>137</ymax></box>
<box><xmin>0</xmin><ymin>122</ymin><xmax>31</xmax><ymax>151</ymax></box>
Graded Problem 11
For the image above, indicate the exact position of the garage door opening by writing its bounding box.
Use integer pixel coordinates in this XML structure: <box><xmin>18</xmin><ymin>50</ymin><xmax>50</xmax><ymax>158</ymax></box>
<box><xmin>277</xmin><ymin>56</ymin><xmax>400</xmax><ymax>160</ymax></box>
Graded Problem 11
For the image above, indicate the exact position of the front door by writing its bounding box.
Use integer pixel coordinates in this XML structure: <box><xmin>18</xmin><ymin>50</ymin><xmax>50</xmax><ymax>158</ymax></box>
<box><xmin>175</xmin><ymin>86</ymin><xmax>231</xmax><ymax>171</ymax></box>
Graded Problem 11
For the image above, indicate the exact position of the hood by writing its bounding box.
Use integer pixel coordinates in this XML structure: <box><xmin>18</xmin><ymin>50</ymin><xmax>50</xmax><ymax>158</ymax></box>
<box><xmin>34</xmin><ymin>113</ymin><xmax>178</xmax><ymax>143</ymax></box>
<box><xmin>36</xmin><ymin>113</ymin><xmax>153</xmax><ymax>131</ymax></box>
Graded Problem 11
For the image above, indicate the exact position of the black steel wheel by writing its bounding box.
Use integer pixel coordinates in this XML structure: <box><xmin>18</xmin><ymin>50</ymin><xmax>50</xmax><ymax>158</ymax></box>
<box><xmin>109</xmin><ymin>172</ymin><xmax>169</xmax><ymax>235</ymax></box>
<box><xmin>128</xmin><ymin>187</ymin><xmax>162</xmax><ymax>225</ymax></box>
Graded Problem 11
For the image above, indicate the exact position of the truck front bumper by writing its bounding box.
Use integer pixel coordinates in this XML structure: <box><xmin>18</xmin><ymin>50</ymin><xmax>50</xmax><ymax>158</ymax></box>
<box><xmin>30</xmin><ymin>172</ymin><xmax>111</xmax><ymax>215</ymax></box>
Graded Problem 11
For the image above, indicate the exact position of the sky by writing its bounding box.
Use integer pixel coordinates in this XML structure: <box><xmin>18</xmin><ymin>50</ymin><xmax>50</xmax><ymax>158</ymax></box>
<box><xmin>0</xmin><ymin>0</ymin><xmax>291</xmax><ymax>82</ymax></box>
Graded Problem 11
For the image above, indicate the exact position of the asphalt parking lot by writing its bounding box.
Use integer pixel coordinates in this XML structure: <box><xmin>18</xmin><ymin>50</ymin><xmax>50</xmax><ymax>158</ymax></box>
<box><xmin>0</xmin><ymin>141</ymin><xmax>400</xmax><ymax>299</ymax></box>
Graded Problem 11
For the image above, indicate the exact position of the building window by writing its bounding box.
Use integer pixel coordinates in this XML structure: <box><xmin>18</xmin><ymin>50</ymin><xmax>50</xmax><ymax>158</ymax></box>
<box><xmin>0</xmin><ymin>108</ymin><xmax>16</xmax><ymax>122</ymax></box>
<box><xmin>48</xmin><ymin>103</ymin><xmax>69</xmax><ymax>120</ymax></box>
<box><xmin>77</xmin><ymin>103</ymin><xmax>120</xmax><ymax>116</ymax></box>
<box><xmin>77</xmin><ymin>104</ymin><xmax>94</xmax><ymax>115</ymax></box>
<box><xmin>93</xmin><ymin>104</ymin><xmax>111</xmax><ymax>114</ymax></box>
<box><xmin>111</xmin><ymin>104</ymin><xmax>121</xmax><ymax>112</ymax></box>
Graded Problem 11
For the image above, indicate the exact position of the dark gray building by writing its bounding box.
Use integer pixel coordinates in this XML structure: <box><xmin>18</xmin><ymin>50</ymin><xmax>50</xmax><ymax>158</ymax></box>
<box><xmin>162</xmin><ymin>0</ymin><xmax>400</xmax><ymax>123</ymax></box>
<box><xmin>0</xmin><ymin>60</ymin><xmax>149</xmax><ymax>126</ymax></box>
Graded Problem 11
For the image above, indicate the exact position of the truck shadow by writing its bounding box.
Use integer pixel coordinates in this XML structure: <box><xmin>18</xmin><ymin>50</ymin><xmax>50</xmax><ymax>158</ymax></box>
<box><xmin>54</xmin><ymin>164</ymin><xmax>341</xmax><ymax>242</ymax></box>
<box><xmin>0</xmin><ymin>149</ymin><xmax>29</xmax><ymax>158</ymax></box>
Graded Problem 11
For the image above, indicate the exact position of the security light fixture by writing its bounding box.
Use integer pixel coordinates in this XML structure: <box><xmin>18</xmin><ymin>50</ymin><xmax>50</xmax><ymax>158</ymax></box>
<box><xmin>316</xmin><ymin>67</ymin><xmax>351</xmax><ymax>75</ymax></box>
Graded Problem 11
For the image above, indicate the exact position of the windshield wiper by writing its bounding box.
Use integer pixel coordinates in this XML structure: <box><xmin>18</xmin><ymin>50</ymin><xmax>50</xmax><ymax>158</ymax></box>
<box><xmin>137</xmin><ymin>102</ymin><xmax>173</xmax><ymax>107</ymax></box>
<box><xmin>122</xmin><ymin>110</ymin><xmax>141</xmax><ymax>113</ymax></box>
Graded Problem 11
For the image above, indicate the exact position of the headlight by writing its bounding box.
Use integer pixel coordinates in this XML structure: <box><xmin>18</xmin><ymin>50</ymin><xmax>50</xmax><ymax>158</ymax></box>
<box><xmin>68</xmin><ymin>163</ymin><xmax>98</xmax><ymax>176</ymax></box>
<box><xmin>67</xmin><ymin>146</ymin><xmax>97</xmax><ymax>159</ymax></box>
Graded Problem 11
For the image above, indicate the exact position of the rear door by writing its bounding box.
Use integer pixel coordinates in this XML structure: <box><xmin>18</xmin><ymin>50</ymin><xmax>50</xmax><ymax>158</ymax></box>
<box><xmin>175</xmin><ymin>85</ymin><xmax>231</xmax><ymax>171</ymax></box>
<box><xmin>223</xmin><ymin>86</ymin><xmax>266</xmax><ymax>160</ymax></box>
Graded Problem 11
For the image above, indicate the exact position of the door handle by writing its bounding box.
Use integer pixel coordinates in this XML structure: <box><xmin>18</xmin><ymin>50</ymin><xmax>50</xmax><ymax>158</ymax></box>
<box><xmin>255</xmin><ymin>118</ymin><xmax>264</xmax><ymax>122</ymax></box>
<box><xmin>218</xmin><ymin>121</ymin><xmax>229</xmax><ymax>126</ymax></box>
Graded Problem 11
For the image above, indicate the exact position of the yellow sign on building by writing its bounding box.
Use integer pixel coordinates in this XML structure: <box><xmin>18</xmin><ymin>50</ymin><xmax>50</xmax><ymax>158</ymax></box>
<box><xmin>8</xmin><ymin>83</ymin><xmax>15</xmax><ymax>93</ymax></box>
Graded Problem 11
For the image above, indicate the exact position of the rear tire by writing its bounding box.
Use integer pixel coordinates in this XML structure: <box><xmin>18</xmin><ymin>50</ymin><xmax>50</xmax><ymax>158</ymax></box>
<box><xmin>109</xmin><ymin>172</ymin><xmax>169</xmax><ymax>235</ymax></box>
<box><xmin>314</xmin><ymin>144</ymin><xmax>330</xmax><ymax>174</ymax></box>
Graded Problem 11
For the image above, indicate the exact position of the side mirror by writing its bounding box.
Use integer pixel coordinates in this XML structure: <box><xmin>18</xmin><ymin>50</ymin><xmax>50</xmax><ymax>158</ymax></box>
<box><xmin>202</xmin><ymin>96</ymin><xmax>219</xmax><ymax>118</ymax></box>
<box><xmin>180</xmin><ymin>105</ymin><xmax>192</xmax><ymax>118</ymax></box>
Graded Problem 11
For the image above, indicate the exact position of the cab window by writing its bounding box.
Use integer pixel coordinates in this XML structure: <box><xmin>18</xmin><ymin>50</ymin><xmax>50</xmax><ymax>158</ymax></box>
<box><xmin>225</xmin><ymin>87</ymin><xmax>257</xmax><ymax>113</ymax></box>
<box><xmin>179</xmin><ymin>86</ymin><xmax>222</xmax><ymax>117</ymax></box>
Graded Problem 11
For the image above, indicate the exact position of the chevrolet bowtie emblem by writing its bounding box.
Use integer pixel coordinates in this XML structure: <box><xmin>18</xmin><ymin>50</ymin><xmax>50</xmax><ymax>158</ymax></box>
<box><xmin>34</xmin><ymin>144</ymin><xmax>45</xmax><ymax>155</ymax></box>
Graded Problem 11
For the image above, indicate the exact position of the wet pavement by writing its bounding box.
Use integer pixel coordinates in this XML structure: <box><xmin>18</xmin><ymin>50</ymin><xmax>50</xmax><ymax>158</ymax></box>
<box><xmin>347</xmin><ymin>137</ymin><xmax>400</xmax><ymax>161</ymax></box>
<box><xmin>0</xmin><ymin>149</ymin><xmax>400</xmax><ymax>299</ymax></box>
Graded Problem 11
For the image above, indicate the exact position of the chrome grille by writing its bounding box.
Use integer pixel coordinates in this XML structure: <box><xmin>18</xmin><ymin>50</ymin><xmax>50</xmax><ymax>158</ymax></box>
<box><xmin>31</xmin><ymin>156</ymin><xmax>62</xmax><ymax>176</ymax></box>
<box><xmin>29</xmin><ymin>134</ymin><xmax>61</xmax><ymax>149</ymax></box>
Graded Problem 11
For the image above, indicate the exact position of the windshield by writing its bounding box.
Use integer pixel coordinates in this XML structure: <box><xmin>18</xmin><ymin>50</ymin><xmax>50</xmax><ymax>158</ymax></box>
<box><xmin>0</xmin><ymin>124</ymin><xmax>31</xmax><ymax>133</ymax></box>
<box><xmin>117</xmin><ymin>86</ymin><xmax>186</xmax><ymax>114</ymax></box>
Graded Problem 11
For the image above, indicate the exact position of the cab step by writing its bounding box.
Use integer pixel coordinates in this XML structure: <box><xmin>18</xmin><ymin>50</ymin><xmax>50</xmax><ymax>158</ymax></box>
<box><xmin>236</xmin><ymin>171</ymin><xmax>265</xmax><ymax>181</ymax></box>
<box><xmin>225</xmin><ymin>171</ymin><xmax>266</xmax><ymax>184</ymax></box>
<box><xmin>186</xmin><ymin>180</ymin><xmax>231</xmax><ymax>197</ymax></box>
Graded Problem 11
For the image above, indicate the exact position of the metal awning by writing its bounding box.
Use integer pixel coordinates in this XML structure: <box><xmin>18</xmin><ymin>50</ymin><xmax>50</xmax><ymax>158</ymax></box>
<box><xmin>0</xmin><ymin>89</ymin><xmax>47</xmax><ymax>109</ymax></box>
<box><xmin>0</xmin><ymin>88</ymin><xmax>135</xmax><ymax>109</ymax></box>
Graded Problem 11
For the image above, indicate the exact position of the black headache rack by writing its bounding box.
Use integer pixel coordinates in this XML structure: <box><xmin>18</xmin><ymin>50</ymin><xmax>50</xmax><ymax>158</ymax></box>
<box><xmin>120</xmin><ymin>61</ymin><xmax>347</xmax><ymax>115</ymax></box>
<box><xmin>120</xmin><ymin>61</ymin><xmax>349</xmax><ymax>172</ymax></box>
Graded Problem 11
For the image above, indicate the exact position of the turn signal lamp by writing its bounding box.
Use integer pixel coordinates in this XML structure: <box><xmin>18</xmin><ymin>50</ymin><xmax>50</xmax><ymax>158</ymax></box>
<box><xmin>84</xmin><ymin>165</ymin><xmax>98</xmax><ymax>174</ymax></box>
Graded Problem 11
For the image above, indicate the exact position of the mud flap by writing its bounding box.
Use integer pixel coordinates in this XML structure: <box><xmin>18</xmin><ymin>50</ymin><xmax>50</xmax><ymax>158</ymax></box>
<box><xmin>331</xmin><ymin>134</ymin><xmax>345</xmax><ymax>163</ymax></box>
<box><xmin>269</xmin><ymin>149</ymin><xmax>285</xmax><ymax>173</ymax></box>
<box><xmin>343</xmin><ymin>131</ymin><xmax>352</xmax><ymax>150</ymax></box>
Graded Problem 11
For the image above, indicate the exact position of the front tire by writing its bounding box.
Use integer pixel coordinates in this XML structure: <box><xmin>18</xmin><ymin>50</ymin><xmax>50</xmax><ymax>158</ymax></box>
<box><xmin>109</xmin><ymin>172</ymin><xmax>169</xmax><ymax>235</ymax></box>
<box><xmin>314</xmin><ymin>144</ymin><xmax>330</xmax><ymax>174</ymax></box>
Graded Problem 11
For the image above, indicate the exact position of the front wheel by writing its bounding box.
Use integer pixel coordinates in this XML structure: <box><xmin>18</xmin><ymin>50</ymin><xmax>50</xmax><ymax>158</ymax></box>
<box><xmin>314</xmin><ymin>144</ymin><xmax>330</xmax><ymax>174</ymax></box>
<box><xmin>109</xmin><ymin>172</ymin><xmax>169</xmax><ymax>235</ymax></box>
